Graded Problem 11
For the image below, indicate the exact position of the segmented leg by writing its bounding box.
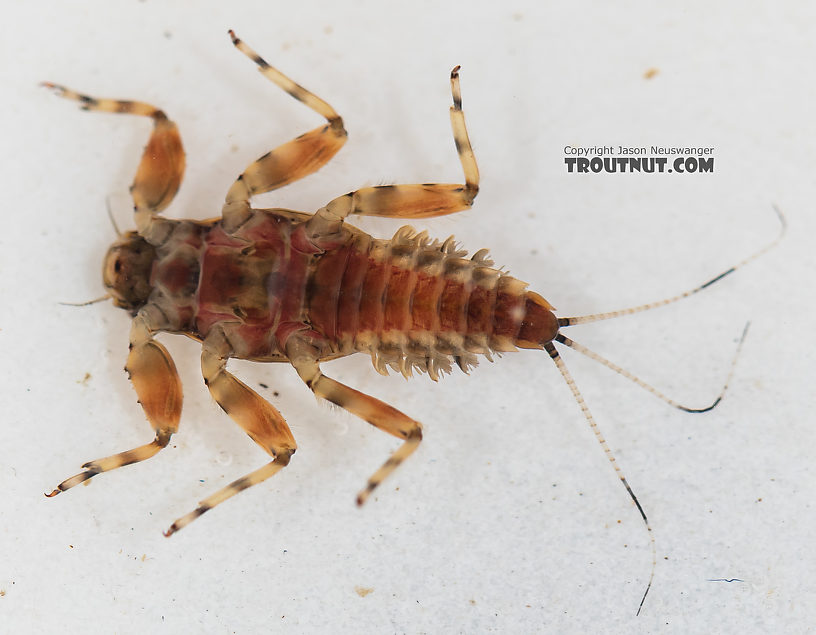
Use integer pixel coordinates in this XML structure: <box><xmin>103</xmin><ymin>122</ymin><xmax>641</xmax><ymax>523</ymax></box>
<box><xmin>47</xmin><ymin>309</ymin><xmax>183</xmax><ymax>496</ymax></box>
<box><xmin>222</xmin><ymin>30</ymin><xmax>348</xmax><ymax>232</ymax></box>
<box><xmin>41</xmin><ymin>83</ymin><xmax>184</xmax><ymax>246</ymax></box>
<box><xmin>286</xmin><ymin>338</ymin><xmax>422</xmax><ymax>505</ymax></box>
<box><xmin>305</xmin><ymin>66</ymin><xmax>480</xmax><ymax>244</ymax></box>
<box><xmin>163</xmin><ymin>329</ymin><xmax>297</xmax><ymax>536</ymax></box>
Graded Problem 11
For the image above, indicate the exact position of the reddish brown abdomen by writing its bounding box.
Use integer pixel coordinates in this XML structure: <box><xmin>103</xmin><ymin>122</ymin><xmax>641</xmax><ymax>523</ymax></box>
<box><xmin>305</xmin><ymin>228</ymin><xmax>558</xmax><ymax>375</ymax></box>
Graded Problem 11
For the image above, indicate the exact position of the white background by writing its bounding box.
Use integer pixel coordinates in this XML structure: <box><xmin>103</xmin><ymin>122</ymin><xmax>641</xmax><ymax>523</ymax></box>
<box><xmin>2</xmin><ymin>1</ymin><xmax>814</xmax><ymax>633</ymax></box>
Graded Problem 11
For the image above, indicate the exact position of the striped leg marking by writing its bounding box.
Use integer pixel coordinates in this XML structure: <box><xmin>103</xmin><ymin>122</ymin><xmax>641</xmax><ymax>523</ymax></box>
<box><xmin>164</xmin><ymin>456</ymin><xmax>293</xmax><ymax>537</ymax></box>
<box><xmin>47</xmin><ymin>312</ymin><xmax>182</xmax><ymax>496</ymax></box>
<box><xmin>41</xmin><ymin>82</ymin><xmax>185</xmax><ymax>245</ymax></box>
<box><xmin>289</xmin><ymin>348</ymin><xmax>422</xmax><ymax>506</ymax></box>
<box><xmin>163</xmin><ymin>331</ymin><xmax>296</xmax><ymax>536</ymax></box>
<box><xmin>305</xmin><ymin>66</ymin><xmax>480</xmax><ymax>243</ymax></box>
<box><xmin>222</xmin><ymin>30</ymin><xmax>348</xmax><ymax>231</ymax></box>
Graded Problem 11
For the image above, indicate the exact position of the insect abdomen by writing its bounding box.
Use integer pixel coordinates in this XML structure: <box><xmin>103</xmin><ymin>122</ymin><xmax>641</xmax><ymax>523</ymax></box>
<box><xmin>307</xmin><ymin>226</ymin><xmax>558</xmax><ymax>378</ymax></box>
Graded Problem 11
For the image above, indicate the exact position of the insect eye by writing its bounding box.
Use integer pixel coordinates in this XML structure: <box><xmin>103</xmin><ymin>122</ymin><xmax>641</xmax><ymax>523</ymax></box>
<box><xmin>114</xmin><ymin>259</ymin><xmax>122</xmax><ymax>273</ymax></box>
